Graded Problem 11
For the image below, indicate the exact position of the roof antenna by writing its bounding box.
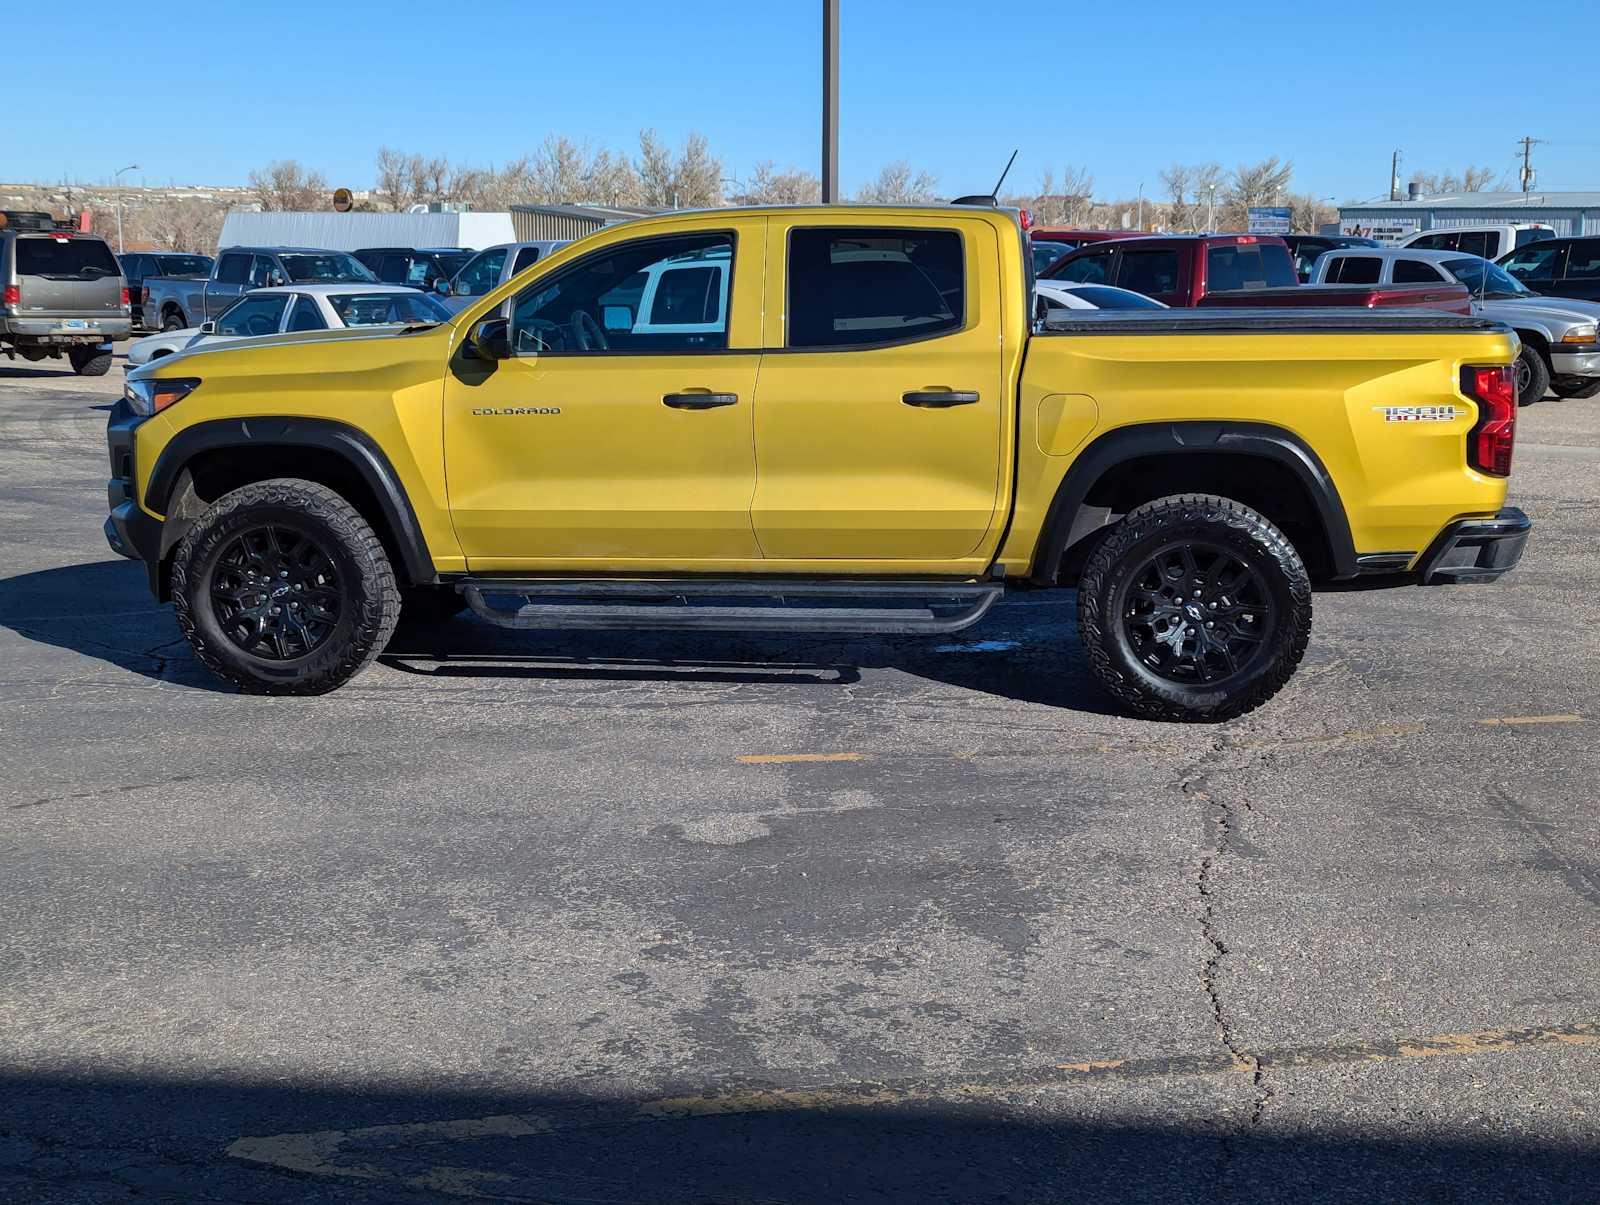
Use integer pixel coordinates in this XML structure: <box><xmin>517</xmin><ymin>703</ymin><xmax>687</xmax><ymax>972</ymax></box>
<box><xmin>953</xmin><ymin>149</ymin><xmax>1019</xmax><ymax>207</ymax></box>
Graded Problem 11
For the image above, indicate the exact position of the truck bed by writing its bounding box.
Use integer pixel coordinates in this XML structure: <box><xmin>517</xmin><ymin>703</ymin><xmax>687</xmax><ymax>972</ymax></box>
<box><xmin>1038</xmin><ymin>309</ymin><xmax>1505</xmax><ymax>336</ymax></box>
<box><xmin>1201</xmin><ymin>283</ymin><xmax>1472</xmax><ymax>314</ymax></box>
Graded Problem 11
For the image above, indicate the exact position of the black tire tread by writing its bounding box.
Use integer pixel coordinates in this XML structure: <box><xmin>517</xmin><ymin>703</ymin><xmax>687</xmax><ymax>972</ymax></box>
<box><xmin>69</xmin><ymin>349</ymin><xmax>112</xmax><ymax>376</ymax></box>
<box><xmin>1517</xmin><ymin>344</ymin><xmax>1550</xmax><ymax>407</ymax></box>
<box><xmin>1077</xmin><ymin>494</ymin><xmax>1312</xmax><ymax>723</ymax></box>
<box><xmin>172</xmin><ymin>479</ymin><xmax>399</xmax><ymax>695</ymax></box>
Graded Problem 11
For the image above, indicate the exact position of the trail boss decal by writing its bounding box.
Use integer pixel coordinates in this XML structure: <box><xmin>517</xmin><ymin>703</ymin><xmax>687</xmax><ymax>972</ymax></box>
<box><xmin>471</xmin><ymin>406</ymin><xmax>561</xmax><ymax>416</ymax></box>
<box><xmin>1375</xmin><ymin>404</ymin><xmax>1458</xmax><ymax>423</ymax></box>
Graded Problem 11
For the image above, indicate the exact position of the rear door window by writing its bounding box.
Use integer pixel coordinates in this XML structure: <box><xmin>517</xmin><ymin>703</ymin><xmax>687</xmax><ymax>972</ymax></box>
<box><xmin>1324</xmin><ymin>256</ymin><xmax>1382</xmax><ymax>284</ymax></box>
<box><xmin>1114</xmin><ymin>248</ymin><xmax>1179</xmax><ymax>297</ymax></box>
<box><xmin>512</xmin><ymin>246</ymin><xmax>544</xmax><ymax>273</ymax></box>
<box><xmin>1456</xmin><ymin>232</ymin><xmax>1494</xmax><ymax>259</ymax></box>
<box><xmin>215</xmin><ymin>253</ymin><xmax>251</xmax><ymax>284</ymax></box>
<box><xmin>1053</xmin><ymin>247</ymin><xmax>1114</xmax><ymax>285</ymax></box>
<box><xmin>286</xmin><ymin>295</ymin><xmax>328</xmax><ymax>331</ymax></box>
<box><xmin>15</xmin><ymin>236</ymin><xmax>121</xmax><ymax>280</ymax></box>
<box><xmin>786</xmin><ymin>227</ymin><xmax>963</xmax><ymax>349</ymax></box>
<box><xmin>1566</xmin><ymin>243</ymin><xmax>1600</xmax><ymax>279</ymax></box>
<box><xmin>1207</xmin><ymin>243</ymin><xmax>1296</xmax><ymax>290</ymax></box>
<box><xmin>1515</xmin><ymin>228</ymin><xmax>1554</xmax><ymax>248</ymax></box>
<box><xmin>1393</xmin><ymin>259</ymin><xmax>1447</xmax><ymax>284</ymax></box>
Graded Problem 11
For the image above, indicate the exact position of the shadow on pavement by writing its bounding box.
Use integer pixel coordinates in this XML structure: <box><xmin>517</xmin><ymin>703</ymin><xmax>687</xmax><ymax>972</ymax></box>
<box><xmin>3</xmin><ymin>1070</ymin><xmax>1595</xmax><ymax>1204</ymax></box>
<box><xmin>0</xmin><ymin>560</ymin><xmax>1121</xmax><ymax>713</ymax></box>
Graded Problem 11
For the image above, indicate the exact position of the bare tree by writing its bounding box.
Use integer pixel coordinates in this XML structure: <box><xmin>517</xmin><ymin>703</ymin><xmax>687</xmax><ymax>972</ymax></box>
<box><xmin>636</xmin><ymin>129</ymin><xmax>676</xmax><ymax>207</ymax></box>
<box><xmin>1222</xmin><ymin>156</ymin><xmax>1294</xmax><ymax>230</ymax></box>
<box><xmin>137</xmin><ymin>198</ymin><xmax>230</xmax><ymax>250</ymax></box>
<box><xmin>247</xmin><ymin>160</ymin><xmax>329</xmax><ymax>211</ymax></box>
<box><xmin>532</xmin><ymin>135</ymin><xmax>588</xmax><ymax>204</ymax></box>
<box><xmin>1017</xmin><ymin>165</ymin><xmax>1094</xmax><ymax>225</ymax></box>
<box><xmin>731</xmin><ymin>161</ymin><xmax>822</xmax><ymax>205</ymax></box>
<box><xmin>585</xmin><ymin>148</ymin><xmax>642</xmax><ymax>206</ymax></box>
<box><xmin>1409</xmin><ymin>165</ymin><xmax>1498</xmax><ymax>196</ymax></box>
<box><xmin>854</xmin><ymin>161</ymin><xmax>938</xmax><ymax>204</ymax></box>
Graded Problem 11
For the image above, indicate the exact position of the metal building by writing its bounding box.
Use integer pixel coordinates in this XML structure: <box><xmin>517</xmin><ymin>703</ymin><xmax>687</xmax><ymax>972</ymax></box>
<box><xmin>1336</xmin><ymin>191</ymin><xmax>1600</xmax><ymax>243</ymax></box>
<box><xmin>215</xmin><ymin>210</ymin><xmax>516</xmax><ymax>254</ymax></box>
<box><xmin>510</xmin><ymin>203</ymin><xmax>665</xmax><ymax>241</ymax></box>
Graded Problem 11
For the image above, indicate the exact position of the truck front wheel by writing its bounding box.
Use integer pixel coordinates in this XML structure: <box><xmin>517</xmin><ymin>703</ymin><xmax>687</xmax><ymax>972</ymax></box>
<box><xmin>171</xmin><ymin>479</ymin><xmax>400</xmax><ymax>694</ymax></box>
<box><xmin>1077</xmin><ymin>495</ymin><xmax>1311</xmax><ymax>722</ymax></box>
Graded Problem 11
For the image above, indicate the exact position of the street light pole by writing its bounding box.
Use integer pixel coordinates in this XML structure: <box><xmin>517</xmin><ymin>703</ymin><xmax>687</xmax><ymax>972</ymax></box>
<box><xmin>822</xmin><ymin>0</ymin><xmax>839</xmax><ymax>203</ymax></box>
<box><xmin>113</xmin><ymin>163</ymin><xmax>140</xmax><ymax>253</ymax></box>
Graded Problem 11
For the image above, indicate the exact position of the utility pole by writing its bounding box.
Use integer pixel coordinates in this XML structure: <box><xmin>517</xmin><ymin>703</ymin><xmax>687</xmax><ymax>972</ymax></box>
<box><xmin>113</xmin><ymin>163</ymin><xmax>140</xmax><ymax>253</ymax></box>
<box><xmin>1389</xmin><ymin>149</ymin><xmax>1402</xmax><ymax>201</ymax></box>
<box><xmin>1517</xmin><ymin>136</ymin><xmax>1543</xmax><ymax>193</ymax></box>
<box><xmin>821</xmin><ymin>0</ymin><xmax>839</xmax><ymax>203</ymax></box>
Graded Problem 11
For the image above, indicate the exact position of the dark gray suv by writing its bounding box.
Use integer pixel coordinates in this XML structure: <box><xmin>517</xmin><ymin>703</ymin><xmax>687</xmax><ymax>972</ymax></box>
<box><xmin>1</xmin><ymin>213</ymin><xmax>130</xmax><ymax>376</ymax></box>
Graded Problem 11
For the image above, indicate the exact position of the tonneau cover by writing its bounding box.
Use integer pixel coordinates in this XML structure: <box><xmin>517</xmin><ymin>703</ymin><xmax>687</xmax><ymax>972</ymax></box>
<box><xmin>1039</xmin><ymin>309</ymin><xmax>1508</xmax><ymax>336</ymax></box>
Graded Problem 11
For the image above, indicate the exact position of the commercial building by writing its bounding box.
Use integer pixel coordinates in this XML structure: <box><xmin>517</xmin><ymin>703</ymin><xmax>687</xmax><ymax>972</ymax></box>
<box><xmin>1335</xmin><ymin>191</ymin><xmax>1600</xmax><ymax>243</ymax></box>
<box><xmin>510</xmin><ymin>203</ymin><xmax>665</xmax><ymax>241</ymax></box>
<box><xmin>215</xmin><ymin>210</ymin><xmax>516</xmax><ymax>253</ymax></box>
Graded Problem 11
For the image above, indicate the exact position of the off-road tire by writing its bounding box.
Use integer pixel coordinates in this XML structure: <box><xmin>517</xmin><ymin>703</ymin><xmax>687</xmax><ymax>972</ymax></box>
<box><xmin>1077</xmin><ymin>494</ymin><xmax>1312</xmax><ymax>723</ymax></box>
<box><xmin>1549</xmin><ymin>375</ymin><xmax>1600</xmax><ymax>400</ymax></box>
<box><xmin>1515</xmin><ymin>345</ymin><xmax>1550</xmax><ymax>406</ymax></box>
<box><xmin>171</xmin><ymin>479</ymin><xmax>399</xmax><ymax>694</ymax></box>
<box><xmin>68</xmin><ymin>347</ymin><xmax>112</xmax><ymax>376</ymax></box>
<box><xmin>161</xmin><ymin>311</ymin><xmax>186</xmax><ymax>332</ymax></box>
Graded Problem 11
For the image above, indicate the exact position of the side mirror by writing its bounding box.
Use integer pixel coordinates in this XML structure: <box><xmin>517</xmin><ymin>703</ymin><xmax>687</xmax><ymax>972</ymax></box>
<box><xmin>468</xmin><ymin>317</ymin><xmax>512</xmax><ymax>361</ymax></box>
<box><xmin>433</xmin><ymin>277</ymin><xmax>451</xmax><ymax>296</ymax></box>
<box><xmin>199</xmin><ymin>320</ymin><xmax>216</xmax><ymax>335</ymax></box>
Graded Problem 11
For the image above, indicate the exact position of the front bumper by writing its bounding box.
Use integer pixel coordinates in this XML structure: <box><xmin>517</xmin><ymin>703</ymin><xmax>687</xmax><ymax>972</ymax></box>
<box><xmin>103</xmin><ymin>398</ymin><xmax>164</xmax><ymax>595</ymax></box>
<box><xmin>1549</xmin><ymin>346</ymin><xmax>1600</xmax><ymax>376</ymax></box>
<box><xmin>1418</xmin><ymin>507</ymin><xmax>1531</xmax><ymax>584</ymax></box>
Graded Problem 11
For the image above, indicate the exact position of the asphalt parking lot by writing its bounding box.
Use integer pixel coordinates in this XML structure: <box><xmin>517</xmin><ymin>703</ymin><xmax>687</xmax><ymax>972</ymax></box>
<box><xmin>3</xmin><ymin>352</ymin><xmax>1599</xmax><ymax>1204</ymax></box>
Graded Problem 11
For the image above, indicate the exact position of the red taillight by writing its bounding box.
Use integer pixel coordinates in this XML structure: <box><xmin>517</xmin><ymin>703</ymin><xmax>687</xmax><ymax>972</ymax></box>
<box><xmin>1463</xmin><ymin>364</ymin><xmax>1517</xmax><ymax>476</ymax></box>
<box><xmin>2</xmin><ymin>284</ymin><xmax>17</xmax><ymax>307</ymax></box>
<box><xmin>1018</xmin><ymin>208</ymin><xmax>1032</xmax><ymax>231</ymax></box>
<box><xmin>120</xmin><ymin>286</ymin><xmax>130</xmax><ymax>308</ymax></box>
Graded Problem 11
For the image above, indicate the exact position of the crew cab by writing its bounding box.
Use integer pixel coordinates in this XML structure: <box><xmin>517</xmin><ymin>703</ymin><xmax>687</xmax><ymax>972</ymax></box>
<box><xmin>142</xmin><ymin>247</ymin><xmax>378</xmax><ymax>331</ymax></box>
<box><xmin>1498</xmin><ymin>236</ymin><xmax>1600</xmax><ymax>305</ymax></box>
<box><xmin>352</xmin><ymin>246</ymin><xmax>475</xmax><ymax>290</ymax></box>
<box><xmin>1312</xmin><ymin>246</ymin><xmax>1600</xmax><ymax>403</ymax></box>
<box><xmin>107</xmin><ymin>205</ymin><xmax>1530</xmax><ymax>721</ymax></box>
<box><xmin>1043</xmin><ymin>234</ymin><xmax>1473</xmax><ymax>313</ymax></box>
<box><xmin>1</xmin><ymin>216</ymin><xmax>130</xmax><ymax>375</ymax></box>
<box><xmin>1398</xmin><ymin>224</ymin><xmax>1554</xmax><ymax>261</ymax></box>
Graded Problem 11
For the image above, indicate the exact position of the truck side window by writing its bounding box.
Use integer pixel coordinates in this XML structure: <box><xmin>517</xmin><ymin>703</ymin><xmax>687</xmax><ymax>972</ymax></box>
<box><xmin>510</xmin><ymin>232</ymin><xmax>732</xmax><ymax>354</ymax></box>
<box><xmin>1457</xmin><ymin>232</ymin><xmax>1493</xmax><ymax>259</ymax></box>
<box><xmin>1116</xmin><ymin>249</ymin><xmax>1178</xmax><ymax>297</ymax></box>
<box><xmin>1393</xmin><ymin>260</ymin><xmax>1446</xmax><ymax>284</ymax></box>
<box><xmin>1567</xmin><ymin>245</ymin><xmax>1600</xmax><ymax>279</ymax></box>
<box><xmin>1325</xmin><ymin>256</ymin><xmax>1381</xmax><ymax>285</ymax></box>
<box><xmin>248</xmin><ymin>256</ymin><xmax>278</xmax><ymax>287</ymax></box>
<box><xmin>786</xmin><ymin>227</ymin><xmax>963</xmax><ymax>349</ymax></box>
<box><xmin>215</xmin><ymin>253</ymin><xmax>251</xmax><ymax>285</ymax></box>
<box><xmin>1500</xmin><ymin>246</ymin><xmax>1560</xmax><ymax>283</ymax></box>
<box><xmin>512</xmin><ymin>246</ymin><xmax>543</xmax><ymax>273</ymax></box>
<box><xmin>453</xmin><ymin>248</ymin><xmax>508</xmax><ymax>298</ymax></box>
<box><xmin>1054</xmin><ymin>248</ymin><xmax>1113</xmax><ymax>285</ymax></box>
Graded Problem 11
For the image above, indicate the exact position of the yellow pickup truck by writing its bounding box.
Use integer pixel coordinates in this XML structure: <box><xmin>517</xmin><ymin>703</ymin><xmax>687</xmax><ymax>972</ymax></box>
<box><xmin>106</xmin><ymin>204</ymin><xmax>1530</xmax><ymax>720</ymax></box>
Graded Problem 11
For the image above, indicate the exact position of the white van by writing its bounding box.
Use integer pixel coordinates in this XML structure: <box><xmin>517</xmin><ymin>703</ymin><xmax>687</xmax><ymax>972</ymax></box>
<box><xmin>1398</xmin><ymin>224</ymin><xmax>1555</xmax><ymax>261</ymax></box>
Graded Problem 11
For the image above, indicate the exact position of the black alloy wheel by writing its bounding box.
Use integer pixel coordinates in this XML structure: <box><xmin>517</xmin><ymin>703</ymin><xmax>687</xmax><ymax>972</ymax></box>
<box><xmin>1118</xmin><ymin>541</ymin><xmax>1273</xmax><ymax>685</ymax></box>
<box><xmin>208</xmin><ymin>524</ymin><xmax>344</xmax><ymax>660</ymax></box>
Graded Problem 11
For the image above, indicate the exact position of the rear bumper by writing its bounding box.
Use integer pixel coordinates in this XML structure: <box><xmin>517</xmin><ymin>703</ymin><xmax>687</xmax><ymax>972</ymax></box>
<box><xmin>3</xmin><ymin>316</ymin><xmax>131</xmax><ymax>342</ymax></box>
<box><xmin>1418</xmin><ymin>507</ymin><xmax>1531</xmax><ymax>584</ymax></box>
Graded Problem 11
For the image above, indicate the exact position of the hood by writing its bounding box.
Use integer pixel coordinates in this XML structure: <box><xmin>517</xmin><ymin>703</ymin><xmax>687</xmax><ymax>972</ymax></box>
<box><xmin>127</xmin><ymin>321</ymin><xmax>439</xmax><ymax>378</ymax></box>
<box><xmin>1473</xmin><ymin>296</ymin><xmax>1600</xmax><ymax>331</ymax></box>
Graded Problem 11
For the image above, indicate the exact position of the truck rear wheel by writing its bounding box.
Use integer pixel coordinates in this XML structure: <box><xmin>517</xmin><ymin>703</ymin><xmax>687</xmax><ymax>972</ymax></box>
<box><xmin>68</xmin><ymin>347</ymin><xmax>112</xmax><ymax>376</ymax></box>
<box><xmin>1077</xmin><ymin>495</ymin><xmax>1312</xmax><ymax>723</ymax></box>
<box><xmin>171</xmin><ymin>479</ymin><xmax>400</xmax><ymax>695</ymax></box>
<box><xmin>161</xmin><ymin>311</ymin><xmax>185</xmax><ymax>332</ymax></box>
<box><xmin>1550</xmin><ymin>375</ymin><xmax>1600</xmax><ymax>400</ymax></box>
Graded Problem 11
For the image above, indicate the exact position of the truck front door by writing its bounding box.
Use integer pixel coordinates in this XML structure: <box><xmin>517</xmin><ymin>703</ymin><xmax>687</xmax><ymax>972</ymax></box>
<box><xmin>442</xmin><ymin>221</ymin><xmax>766</xmax><ymax>571</ymax></box>
<box><xmin>750</xmin><ymin>218</ymin><xmax>1006</xmax><ymax>566</ymax></box>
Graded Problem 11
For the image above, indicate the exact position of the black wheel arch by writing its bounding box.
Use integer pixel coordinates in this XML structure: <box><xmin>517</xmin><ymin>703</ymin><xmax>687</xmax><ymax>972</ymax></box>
<box><xmin>144</xmin><ymin>417</ymin><xmax>436</xmax><ymax>592</ymax></box>
<box><xmin>1029</xmin><ymin>421</ymin><xmax>1358</xmax><ymax>585</ymax></box>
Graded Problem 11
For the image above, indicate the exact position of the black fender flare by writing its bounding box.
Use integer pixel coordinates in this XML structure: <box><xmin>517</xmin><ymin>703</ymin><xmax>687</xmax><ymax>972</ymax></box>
<box><xmin>144</xmin><ymin>416</ymin><xmax>435</xmax><ymax>587</ymax></box>
<box><xmin>1029</xmin><ymin>421</ymin><xmax>1358</xmax><ymax>583</ymax></box>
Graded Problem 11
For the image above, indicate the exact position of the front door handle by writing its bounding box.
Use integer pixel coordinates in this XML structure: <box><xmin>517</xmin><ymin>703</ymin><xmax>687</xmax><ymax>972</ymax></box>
<box><xmin>663</xmin><ymin>391</ymin><xmax>738</xmax><ymax>409</ymax></box>
<box><xmin>902</xmin><ymin>389</ymin><xmax>980</xmax><ymax>407</ymax></box>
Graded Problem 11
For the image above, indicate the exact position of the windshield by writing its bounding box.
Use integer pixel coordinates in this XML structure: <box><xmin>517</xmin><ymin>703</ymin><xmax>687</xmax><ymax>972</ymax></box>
<box><xmin>1031</xmin><ymin>241</ymin><xmax>1073</xmax><ymax>274</ymax></box>
<box><xmin>1442</xmin><ymin>257</ymin><xmax>1531</xmax><ymax>298</ymax></box>
<box><xmin>278</xmin><ymin>253</ymin><xmax>378</xmax><ymax>284</ymax></box>
<box><xmin>15</xmin><ymin>236</ymin><xmax>120</xmax><ymax>280</ymax></box>
<box><xmin>157</xmin><ymin>254</ymin><xmax>213</xmax><ymax>277</ymax></box>
<box><xmin>328</xmin><ymin>291</ymin><xmax>453</xmax><ymax>326</ymax></box>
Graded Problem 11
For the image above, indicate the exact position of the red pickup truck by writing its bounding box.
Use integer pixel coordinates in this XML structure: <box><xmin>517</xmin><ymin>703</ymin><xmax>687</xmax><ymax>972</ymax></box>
<box><xmin>1041</xmin><ymin>234</ymin><xmax>1472</xmax><ymax>314</ymax></box>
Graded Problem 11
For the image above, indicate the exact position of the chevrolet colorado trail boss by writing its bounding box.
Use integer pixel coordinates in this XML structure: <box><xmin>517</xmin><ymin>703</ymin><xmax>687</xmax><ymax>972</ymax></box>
<box><xmin>106</xmin><ymin>205</ymin><xmax>1531</xmax><ymax>720</ymax></box>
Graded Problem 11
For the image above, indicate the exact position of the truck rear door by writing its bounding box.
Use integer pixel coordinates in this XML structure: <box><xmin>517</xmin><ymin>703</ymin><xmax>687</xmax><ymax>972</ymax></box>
<box><xmin>11</xmin><ymin>234</ymin><xmax>123</xmax><ymax>317</ymax></box>
<box><xmin>751</xmin><ymin>216</ymin><xmax>1006</xmax><ymax>564</ymax></box>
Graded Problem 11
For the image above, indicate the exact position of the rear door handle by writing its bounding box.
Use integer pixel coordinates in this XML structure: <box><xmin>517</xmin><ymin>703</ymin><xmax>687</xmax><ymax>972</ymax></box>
<box><xmin>902</xmin><ymin>390</ymin><xmax>980</xmax><ymax>407</ymax></box>
<box><xmin>663</xmin><ymin>391</ymin><xmax>738</xmax><ymax>409</ymax></box>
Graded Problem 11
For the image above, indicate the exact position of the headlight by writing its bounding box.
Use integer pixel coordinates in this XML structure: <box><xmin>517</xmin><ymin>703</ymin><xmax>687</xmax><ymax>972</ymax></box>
<box><xmin>1560</xmin><ymin>325</ymin><xmax>1598</xmax><ymax>343</ymax></box>
<box><xmin>123</xmin><ymin>377</ymin><xmax>199</xmax><ymax>417</ymax></box>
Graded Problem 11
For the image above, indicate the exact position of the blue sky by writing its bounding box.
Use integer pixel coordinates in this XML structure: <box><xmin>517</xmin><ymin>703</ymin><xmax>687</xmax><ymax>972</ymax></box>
<box><xmin>16</xmin><ymin>0</ymin><xmax>1598</xmax><ymax>202</ymax></box>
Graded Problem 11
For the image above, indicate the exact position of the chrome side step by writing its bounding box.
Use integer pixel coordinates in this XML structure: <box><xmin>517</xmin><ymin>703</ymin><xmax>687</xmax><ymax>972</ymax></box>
<box><xmin>459</xmin><ymin>578</ymin><xmax>1003</xmax><ymax>635</ymax></box>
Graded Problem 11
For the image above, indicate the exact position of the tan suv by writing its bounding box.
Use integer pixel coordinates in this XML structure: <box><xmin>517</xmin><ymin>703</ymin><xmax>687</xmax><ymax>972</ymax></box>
<box><xmin>0</xmin><ymin>212</ymin><xmax>130</xmax><ymax>376</ymax></box>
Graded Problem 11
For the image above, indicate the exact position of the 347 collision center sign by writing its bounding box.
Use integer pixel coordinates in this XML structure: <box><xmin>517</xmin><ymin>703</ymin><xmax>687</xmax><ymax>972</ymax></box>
<box><xmin>1341</xmin><ymin>218</ymin><xmax>1421</xmax><ymax>244</ymax></box>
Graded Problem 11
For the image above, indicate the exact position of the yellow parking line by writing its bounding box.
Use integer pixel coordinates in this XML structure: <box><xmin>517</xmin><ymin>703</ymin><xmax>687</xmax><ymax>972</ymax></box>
<box><xmin>1477</xmin><ymin>714</ymin><xmax>1584</xmax><ymax>726</ymax></box>
<box><xmin>737</xmin><ymin>752</ymin><xmax>866</xmax><ymax>764</ymax></box>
